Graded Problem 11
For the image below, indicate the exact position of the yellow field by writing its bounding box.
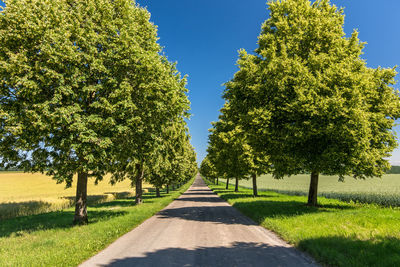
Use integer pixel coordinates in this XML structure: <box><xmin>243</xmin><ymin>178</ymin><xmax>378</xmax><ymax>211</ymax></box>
<box><xmin>0</xmin><ymin>172</ymin><xmax>150</xmax><ymax>220</ymax></box>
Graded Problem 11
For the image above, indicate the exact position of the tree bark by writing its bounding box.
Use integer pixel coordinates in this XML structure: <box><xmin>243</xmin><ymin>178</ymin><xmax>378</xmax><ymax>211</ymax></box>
<box><xmin>252</xmin><ymin>173</ymin><xmax>258</xmax><ymax>197</ymax></box>
<box><xmin>156</xmin><ymin>187</ymin><xmax>160</xmax><ymax>197</ymax></box>
<box><xmin>73</xmin><ymin>172</ymin><xmax>88</xmax><ymax>225</ymax></box>
<box><xmin>166</xmin><ymin>184</ymin><xmax>169</xmax><ymax>194</ymax></box>
<box><xmin>135</xmin><ymin>163</ymin><xmax>144</xmax><ymax>204</ymax></box>
<box><xmin>235</xmin><ymin>177</ymin><xmax>239</xmax><ymax>192</ymax></box>
<box><xmin>216</xmin><ymin>177</ymin><xmax>218</xmax><ymax>185</ymax></box>
<box><xmin>226</xmin><ymin>177</ymin><xmax>229</xmax><ymax>189</ymax></box>
<box><xmin>307</xmin><ymin>172</ymin><xmax>319</xmax><ymax>206</ymax></box>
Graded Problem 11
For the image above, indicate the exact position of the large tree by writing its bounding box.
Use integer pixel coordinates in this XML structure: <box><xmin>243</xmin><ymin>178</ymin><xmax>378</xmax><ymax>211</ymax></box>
<box><xmin>225</xmin><ymin>0</ymin><xmax>400</xmax><ymax>206</ymax></box>
<box><xmin>0</xmin><ymin>0</ymin><xmax>174</xmax><ymax>223</ymax></box>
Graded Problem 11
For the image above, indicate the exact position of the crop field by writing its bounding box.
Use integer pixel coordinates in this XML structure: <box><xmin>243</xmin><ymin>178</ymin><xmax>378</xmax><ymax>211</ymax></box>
<box><xmin>229</xmin><ymin>174</ymin><xmax>400</xmax><ymax>206</ymax></box>
<box><xmin>0</xmin><ymin>172</ymin><xmax>150</xmax><ymax>220</ymax></box>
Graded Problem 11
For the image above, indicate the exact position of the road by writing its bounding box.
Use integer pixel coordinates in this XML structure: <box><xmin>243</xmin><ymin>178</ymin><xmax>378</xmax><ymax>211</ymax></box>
<box><xmin>80</xmin><ymin>174</ymin><xmax>318</xmax><ymax>267</ymax></box>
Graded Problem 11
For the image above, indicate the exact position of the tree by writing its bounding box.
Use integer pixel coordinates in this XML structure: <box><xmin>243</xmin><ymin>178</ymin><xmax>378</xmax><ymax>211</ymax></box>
<box><xmin>146</xmin><ymin>120</ymin><xmax>196</xmax><ymax>197</ymax></box>
<box><xmin>225</xmin><ymin>0</ymin><xmax>400</xmax><ymax>206</ymax></box>
<box><xmin>206</xmin><ymin>102</ymin><xmax>269</xmax><ymax>196</ymax></box>
<box><xmin>0</xmin><ymin>0</ymin><xmax>173</xmax><ymax>223</ymax></box>
<box><xmin>199</xmin><ymin>156</ymin><xmax>218</xmax><ymax>184</ymax></box>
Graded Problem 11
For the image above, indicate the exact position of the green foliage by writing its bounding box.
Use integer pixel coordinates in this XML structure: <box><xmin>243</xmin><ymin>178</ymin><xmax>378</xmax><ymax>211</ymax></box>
<box><xmin>199</xmin><ymin>155</ymin><xmax>218</xmax><ymax>181</ymax></box>
<box><xmin>225</xmin><ymin>0</ymin><xmax>400</xmax><ymax>179</ymax></box>
<box><xmin>145</xmin><ymin>120</ymin><xmax>197</xmax><ymax>189</ymax></box>
<box><xmin>206</xmin><ymin>180</ymin><xmax>400</xmax><ymax>267</ymax></box>
<box><xmin>206</xmin><ymin>103</ymin><xmax>269</xmax><ymax>184</ymax></box>
<box><xmin>0</xmin><ymin>0</ymin><xmax>195</xmax><ymax>220</ymax></box>
<box><xmin>0</xmin><ymin>0</ymin><xmax>163</xmax><ymax>183</ymax></box>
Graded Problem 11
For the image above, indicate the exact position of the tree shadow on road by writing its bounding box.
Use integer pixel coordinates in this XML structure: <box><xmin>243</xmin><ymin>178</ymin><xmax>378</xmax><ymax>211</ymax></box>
<box><xmin>101</xmin><ymin>241</ymin><xmax>315</xmax><ymax>267</ymax></box>
<box><xmin>156</xmin><ymin>205</ymin><xmax>256</xmax><ymax>226</ymax></box>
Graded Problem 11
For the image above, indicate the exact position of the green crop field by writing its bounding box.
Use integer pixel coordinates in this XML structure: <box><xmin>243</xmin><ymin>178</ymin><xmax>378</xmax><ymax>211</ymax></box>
<box><xmin>0</xmin><ymin>172</ymin><xmax>151</xmax><ymax>220</ymax></box>
<box><xmin>227</xmin><ymin>174</ymin><xmax>400</xmax><ymax>206</ymax></box>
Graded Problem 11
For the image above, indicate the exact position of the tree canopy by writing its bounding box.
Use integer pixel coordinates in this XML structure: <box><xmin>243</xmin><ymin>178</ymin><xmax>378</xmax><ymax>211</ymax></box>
<box><xmin>211</xmin><ymin>0</ymin><xmax>400</xmax><ymax>205</ymax></box>
<box><xmin>0</xmin><ymin>0</ymin><xmax>196</xmax><ymax>223</ymax></box>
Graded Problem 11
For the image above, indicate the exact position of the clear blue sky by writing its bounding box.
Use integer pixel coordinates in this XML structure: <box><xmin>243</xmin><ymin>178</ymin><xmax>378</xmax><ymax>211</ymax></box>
<box><xmin>1</xmin><ymin>1</ymin><xmax>400</xmax><ymax>165</ymax></box>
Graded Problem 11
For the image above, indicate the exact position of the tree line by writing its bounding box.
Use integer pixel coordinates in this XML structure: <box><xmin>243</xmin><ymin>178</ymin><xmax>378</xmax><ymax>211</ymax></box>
<box><xmin>0</xmin><ymin>0</ymin><xmax>197</xmax><ymax>224</ymax></box>
<box><xmin>200</xmin><ymin>0</ymin><xmax>400</xmax><ymax>206</ymax></box>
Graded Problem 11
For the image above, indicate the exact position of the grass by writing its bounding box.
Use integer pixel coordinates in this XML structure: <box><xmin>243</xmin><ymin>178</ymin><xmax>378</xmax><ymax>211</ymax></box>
<box><xmin>0</xmin><ymin>172</ymin><xmax>152</xmax><ymax>219</ymax></box>
<box><xmin>0</xmin><ymin>176</ymin><xmax>194</xmax><ymax>267</ymax></box>
<box><xmin>205</xmin><ymin>179</ymin><xmax>400</xmax><ymax>267</ymax></box>
<box><xmin>230</xmin><ymin>174</ymin><xmax>400</xmax><ymax>206</ymax></box>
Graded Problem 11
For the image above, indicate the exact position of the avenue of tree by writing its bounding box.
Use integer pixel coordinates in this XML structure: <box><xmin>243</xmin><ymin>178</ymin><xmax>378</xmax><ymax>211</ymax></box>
<box><xmin>201</xmin><ymin>0</ymin><xmax>400</xmax><ymax>206</ymax></box>
<box><xmin>0</xmin><ymin>0</ymin><xmax>197</xmax><ymax>224</ymax></box>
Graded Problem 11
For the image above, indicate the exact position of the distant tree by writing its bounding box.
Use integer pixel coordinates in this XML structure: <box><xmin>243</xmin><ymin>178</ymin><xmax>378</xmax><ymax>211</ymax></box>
<box><xmin>225</xmin><ymin>0</ymin><xmax>400</xmax><ymax>206</ymax></box>
<box><xmin>0</xmin><ymin>0</ymin><xmax>178</xmax><ymax>223</ymax></box>
<box><xmin>387</xmin><ymin>166</ymin><xmax>400</xmax><ymax>174</ymax></box>
<box><xmin>200</xmin><ymin>156</ymin><xmax>218</xmax><ymax>184</ymax></box>
<box><xmin>146</xmin><ymin>120</ymin><xmax>196</xmax><ymax>197</ymax></box>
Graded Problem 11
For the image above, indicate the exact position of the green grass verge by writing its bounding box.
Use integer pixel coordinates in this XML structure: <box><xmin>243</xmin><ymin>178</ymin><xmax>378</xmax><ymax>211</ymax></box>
<box><xmin>0</xmin><ymin>178</ymin><xmax>194</xmax><ymax>267</ymax></box>
<box><xmin>205</xmin><ymin>179</ymin><xmax>400</xmax><ymax>267</ymax></box>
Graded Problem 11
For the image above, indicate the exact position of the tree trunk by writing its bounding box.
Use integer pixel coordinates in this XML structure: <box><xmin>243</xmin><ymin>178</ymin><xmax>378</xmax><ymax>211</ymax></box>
<box><xmin>226</xmin><ymin>177</ymin><xmax>229</xmax><ymax>189</ymax></box>
<box><xmin>156</xmin><ymin>187</ymin><xmax>160</xmax><ymax>197</ymax></box>
<box><xmin>307</xmin><ymin>172</ymin><xmax>319</xmax><ymax>206</ymax></box>
<box><xmin>166</xmin><ymin>184</ymin><xmax>169</xmax><ymax>194</ymax></box>
<box><xmin>235</xmin><ymin>177</ymin><xmax>239</xmax><ymax>192</ymax></box>
<box><xmin>73</xmin><ymin>172</ymin><xmax>88</xmax><ymax>225</ymax></box>
<box><xmin>216</xmin><ymin>177</ymin><xmax>219</xmax><ymax>185</ymax></box>
<box><xmin>252</xmin><ymin>173</ymin><xmax>258</xmax><ymax>197</ymax></box>
<box><xmin>135</xmin><ymin>163</ymin><xmax>144</xmax><ymax>204</ymax></box>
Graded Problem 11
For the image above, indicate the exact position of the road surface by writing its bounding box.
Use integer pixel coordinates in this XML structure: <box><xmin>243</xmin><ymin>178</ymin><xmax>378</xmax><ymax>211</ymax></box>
<box><xmin>80</xmin><ymin>174</ymin><xmax>318</xmax><ymax>267</ymax></box>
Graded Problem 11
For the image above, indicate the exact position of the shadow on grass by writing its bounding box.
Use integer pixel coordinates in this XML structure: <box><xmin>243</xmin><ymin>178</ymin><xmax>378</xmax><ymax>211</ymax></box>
<box><xmin>208</xmin><ymin>188</ymin><xmax>354</xmax><ymax>224</ymax></box>
<box><xmin>298</xmin><ymin>236</ymin><xmax>400</xmax><ymax>267</ymax></box>
<box><xmin>0</xmin><ymin>209</ymin><xmax>127</xmax><ymax>238</ymax></box>
<box><xmin>102</xmin><ymin>241</ymin><xmax>315</xmax><ymax>267</ymax></box>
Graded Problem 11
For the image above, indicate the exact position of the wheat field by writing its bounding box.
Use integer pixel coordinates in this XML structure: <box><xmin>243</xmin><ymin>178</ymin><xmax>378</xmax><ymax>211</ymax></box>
<box><xmin>0</xmin><ymin>172</ymin><xmax>146</xmax><ymax>219</ymax></box>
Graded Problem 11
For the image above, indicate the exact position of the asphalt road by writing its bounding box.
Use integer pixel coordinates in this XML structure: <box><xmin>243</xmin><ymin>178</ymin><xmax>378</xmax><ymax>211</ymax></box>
<box><xmin>80</xmin><ymin>174</ymin><xmax>318</xmax><ymax>267</ymax></box>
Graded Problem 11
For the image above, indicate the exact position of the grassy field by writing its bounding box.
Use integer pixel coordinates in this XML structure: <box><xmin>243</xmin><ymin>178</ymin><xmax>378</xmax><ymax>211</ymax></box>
<box><xmin>206</xmin><ymin>179</ymin><xmax>400</xmax><ymax>267</ymax></box>
<box><xmin>230</xmin><ymin>174</ymin><xmax>400</xmax><ymax>206</ymax></box>
<box><xmin>0</xmin><ymin>176</ymin><xmax>194</xmax><ymax>267</ymax></box>
<box><xmin>0</xmin><ymin>172</ymin><xmax>151</xmax><ymax>220</ymax></box>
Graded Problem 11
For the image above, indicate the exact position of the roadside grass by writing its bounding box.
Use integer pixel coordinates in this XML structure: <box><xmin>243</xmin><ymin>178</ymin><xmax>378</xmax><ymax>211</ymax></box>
<box><xmin>0</xmin><ymin>172</ymin><xmax>152</xmax><ymax>219</ymax></box>
<box><xmin>229</xmin><ymin>174</ymin><xmax>400</xmax><ymax>206</ymax></box>
<box><xmin>0</xmin><ymin>177</ymin><xmax>194</xmax><ymax>267</ymax></box>
<box><xmin>206</xmin><ymin>180</ymin><xmax>400</xmax><ymax>267</ymax></box>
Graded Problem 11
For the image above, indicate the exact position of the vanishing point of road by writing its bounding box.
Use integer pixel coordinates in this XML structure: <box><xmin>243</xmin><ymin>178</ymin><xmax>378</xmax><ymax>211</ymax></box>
<box><xmin>80</xmin><ymin>174</ymin><xmax>318</xmax><ymax>267</ymax></box>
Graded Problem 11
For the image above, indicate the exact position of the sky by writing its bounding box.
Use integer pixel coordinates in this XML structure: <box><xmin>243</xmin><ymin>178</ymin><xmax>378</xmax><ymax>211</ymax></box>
<box><xmin>1</xmin><ymin>0</ymin><xmax>400</xmax><ymax>165</ymax></box>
